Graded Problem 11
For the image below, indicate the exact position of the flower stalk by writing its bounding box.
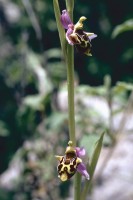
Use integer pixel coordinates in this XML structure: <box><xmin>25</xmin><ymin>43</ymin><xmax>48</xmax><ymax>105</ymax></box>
<box><xmin>65</xmin><ymin>0</ymin><xmax>75</xmax><ymax>145</ymax></box>
<box><xmin>66</xmin><ymin>0</ymin><xmax>74</xmax><ymax>20</ymax></box>
<box><xmin>65</xmin><ymin>1</ymin><xmax>80</xmax><ymax>199</ymax></box>
<box><xmin>66</xmin><ymin>45</ymin><xmax>76</xmax><ymax>145</ymax></box>
<box><xmin>53</xmin><ymin>0</ymin><xmax>76</xmax><ymax>145</ymax></box>
<box><xmin>74</xmin><ymin>173</ymin><xmax>81</xmax><ymax>200</ymax></box>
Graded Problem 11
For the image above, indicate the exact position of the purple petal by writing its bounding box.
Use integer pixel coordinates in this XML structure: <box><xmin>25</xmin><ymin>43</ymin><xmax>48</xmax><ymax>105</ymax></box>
<box><xmin>66</xmin><ymin>26</ymin><xmax>74</xmax><ymax>45</ymax></box>
<box><xmin>77</xmin><ymin>163</ymin><xmax>90</xmax><ymax>180</ymax></box>
<box><xmin>75</xmin><ymin>147</ymin><xmax>86</xmax><ymax>157</ymax></box>
<box><xmin>88</xmin><ymin>34</ymin><xmax>97</xmax><ymax>41</ymax></box>
<box><xmin>60</xmin><ymin>10</ymin><xmax>73</xmax><ymax>29</ymax></box>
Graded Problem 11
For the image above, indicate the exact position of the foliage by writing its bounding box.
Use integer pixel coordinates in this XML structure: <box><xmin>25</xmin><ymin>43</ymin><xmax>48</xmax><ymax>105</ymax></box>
<box><xmin>112</xmin><ymin>19</ymin><xmax>133</xmax><ymax>38</ymax></box>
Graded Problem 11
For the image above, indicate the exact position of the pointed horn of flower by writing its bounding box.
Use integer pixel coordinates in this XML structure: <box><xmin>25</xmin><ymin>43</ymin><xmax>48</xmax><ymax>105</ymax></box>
<box><xmin>79</xmin><ymin>16</ymin><xmax>87</xmax><ymax>22</ymax></box>
<box><xmin>55</xmin><ymin>155</ymin><xmax>63</xmax><ymax>161</ymax></box>
<box><xmin>60</xmin><ymin>10</ymin><xmax>73</xmax><ymax>29</ymax></box>
<box><xmin>74</xmin><ymin>16</ymin><xmax>87</xmax><ymax>31</ymax></box>
<box><xmin>85</xmin><ymin>51</ymin><xmax>92</xmax><ymax>56</ymax></box>
<box><xmin>86</xmin><ymin>32</ymin><xmax>95</xmax><ymax>36</ymax></box>
<box><xmin>88</xmin><ymin>34</ymin><xmax>97</xmax><ymax>41</ymax></box>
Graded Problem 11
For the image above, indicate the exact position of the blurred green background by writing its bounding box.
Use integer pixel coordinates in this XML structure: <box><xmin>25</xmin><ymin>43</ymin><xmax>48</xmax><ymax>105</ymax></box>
<box><xmin>0</xmin><ymin>0</ymin><xmax>133</xmax><ymax>199</ymax></box>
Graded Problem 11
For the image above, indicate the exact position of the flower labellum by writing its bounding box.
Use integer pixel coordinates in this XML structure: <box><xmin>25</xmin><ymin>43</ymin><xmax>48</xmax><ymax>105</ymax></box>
<box><xmin>60</xmin><ymin>10</ymin><xmax>97</xmax><ymax>56</ymax></box>
<box><xmin>55</xmin><ymin>141</ymin><xmax>90</xmax><ymax>181</ymax></box>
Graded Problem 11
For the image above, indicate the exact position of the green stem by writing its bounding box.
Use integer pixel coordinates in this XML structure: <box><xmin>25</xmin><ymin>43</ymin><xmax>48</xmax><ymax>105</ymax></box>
<box><xmin>53</xmin><ymin>0</ymin><xmax>76</xmax><ymax>144</ymax></box>
<box><xmin>66</xmin><ymin>0</ymin><xmax>74</xmax><ymax>20</ymax></box>
<box><xmin>53</xmin><ymin>0</ymin><xmax>81</xmax><ymax>199</ymax></box>
<box><xmin>65</xmin><ymin>2</ymin><xmax>81</xmax><ymax>200</ymax></box>
<box><xmin>74</xmin><ymin>173</ymin><xmax>81</xmax><ymax>200</ymax></box>
<box><xmin>66</xmin><ymin>44</ymin><xmax>75</xmax><ymax>145</ymax></box>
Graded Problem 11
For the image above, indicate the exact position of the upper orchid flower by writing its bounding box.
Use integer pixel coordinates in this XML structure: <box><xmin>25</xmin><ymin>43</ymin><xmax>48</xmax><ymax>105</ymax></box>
<box><xmin>55</xmin><ymin>141</ymin><xmax>90</xmax><ymax>181</ymax></box>
<box><xmin>60</xmin><ymin>10</ymin><xmax>97</xmax><ymax>56</ymax></box>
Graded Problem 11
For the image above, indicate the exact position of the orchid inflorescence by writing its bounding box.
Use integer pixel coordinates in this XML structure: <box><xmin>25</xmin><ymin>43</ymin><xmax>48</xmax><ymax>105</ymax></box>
<box><xmin>60</xmin><ymin>10</ymin><xmax>97</xmax><ymax>56</ymax></box>
<box><xmin>54</xmin><ymin>2</ymin><xmax>98</xmax><ymax>186</ymax></box>
<box><xmin>55</xmin><ymin>141</ymin><xmax>89</xmax><ymax>181</ymax></box>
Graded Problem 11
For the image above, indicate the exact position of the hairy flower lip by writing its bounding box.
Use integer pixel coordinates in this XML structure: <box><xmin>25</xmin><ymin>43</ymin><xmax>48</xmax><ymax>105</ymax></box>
<box><xmin>56</xmin><ymin>141</ymin><xmax>90</xmax><ymax>181</ymax></box>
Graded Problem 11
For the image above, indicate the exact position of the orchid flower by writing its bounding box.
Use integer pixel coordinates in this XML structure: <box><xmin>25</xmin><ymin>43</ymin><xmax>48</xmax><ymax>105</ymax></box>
<box><xmin>55</xmin><ymin>141</ymin><xmax>90</xmax><ymax>181</ymax></box>
<box><xmin>60</xmin><ymin>10</ymin><xmax>97</xmax><ymax>56</ymax></box>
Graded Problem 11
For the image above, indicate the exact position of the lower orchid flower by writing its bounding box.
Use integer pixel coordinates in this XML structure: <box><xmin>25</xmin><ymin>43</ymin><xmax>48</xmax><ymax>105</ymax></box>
<box><xmin>55</xmin><ymin>141</ymin><xmax>90</xmax><ymax>181</ymax></box>
<box><xmin>60</xmin><ymin>10</ymin><xmax>97</xmax><ymax>56</ymax></box>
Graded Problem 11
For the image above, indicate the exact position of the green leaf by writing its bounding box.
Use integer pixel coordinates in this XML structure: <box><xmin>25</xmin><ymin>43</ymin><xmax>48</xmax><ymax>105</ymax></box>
<box><xmin>113</xmin><ymin>82</ymin><xmax>133</xmax><ymax>94</ymax></box>
<box><xmin>76</xmin><ymin>85</ymin><xmax>106</xmax><ymax>97</ymax></box>
<box><xmin>117</xmin><ymin>82</ymin><xmax>133</xmax><ymax>90</ymax></box>
<box><xmin>26</xmin><ymin>51</ymin><xmax>53</xmax><ymax>94</ymax></box>
<box><xmin>81</xmin><ymin>132</ymin><xmax>105</xmax><ymax>200</ymax></box>
<box><xmin>112</xmin><ymin>19</ymin><xmax>133</xmax><ymax>38</ymax></box>
<box><xmin>80</xmin><ymin>134</ymin><xmax>100</xmax><ymax>157</ymax></box>
<box><xmin>45</xmin><ymin>48</ymin><xmax>62</xmax><ymax>59</ymax></box>
<box><xmin>23</xmin><ymin>94</ymin><xmax>45</xmax><ymax>111</ymax></box>
<box><xmin>89</xmin><ymin>132</ymin><xmax>104</xmax><ymax>179</ymax></box>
